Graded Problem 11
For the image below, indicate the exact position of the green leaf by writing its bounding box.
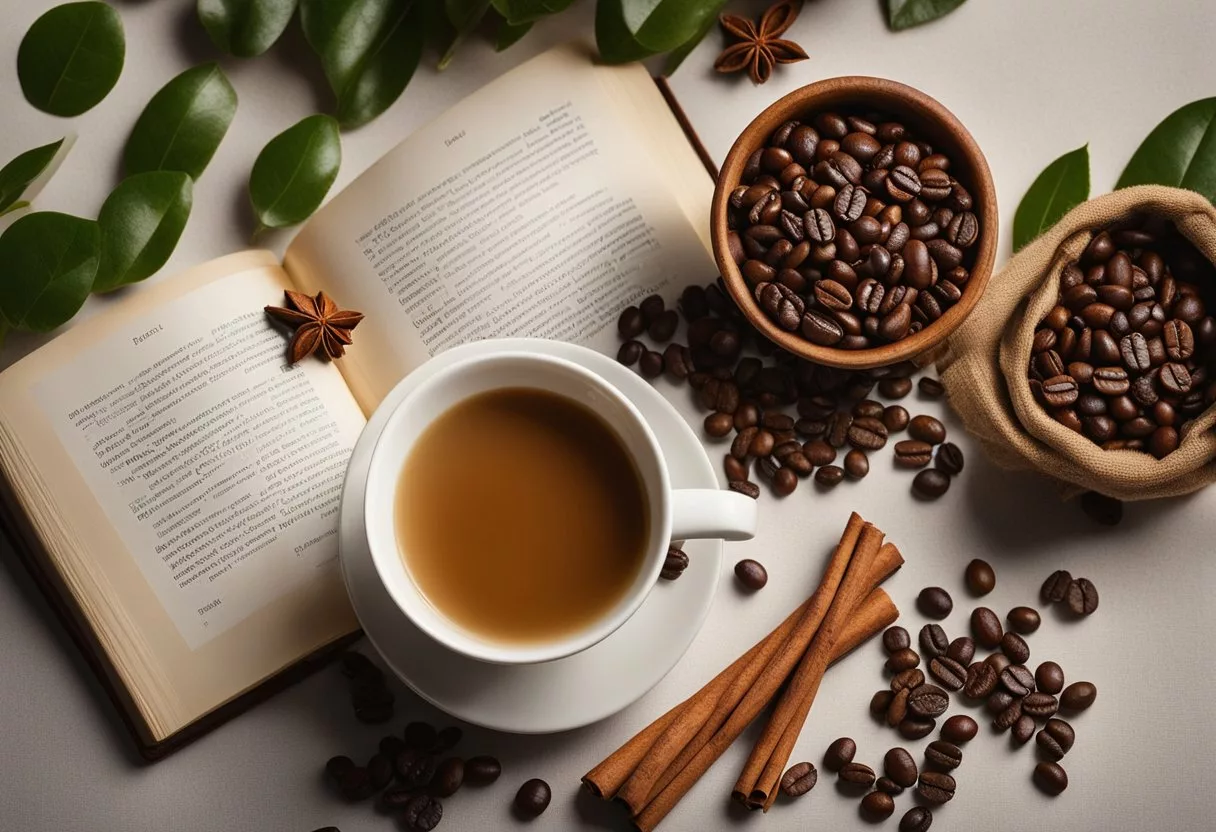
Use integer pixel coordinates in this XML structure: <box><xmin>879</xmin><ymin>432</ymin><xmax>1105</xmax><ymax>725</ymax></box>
<box><xmin>494</xmin><ymin>17</ymin><xmax>532</xmax><ymax>50</ymax></box>
<box><xmin>17</xmin><ymin>2</ymin><xmax>125</xmax><ymax>117</ymax></box>
<box><xmin>662</xmin><ymin>5</ymin><xmax>721</xmax><ymax>75</ymax></box>
<box><xmin>1116</xmin><ymin>97</ymin><xmax>1216</xmax><ymax>201</ymax></box>
<box><xmin>439</xmin><ymin>0</ymin><xmax>491</xmax><ymax>70</ymax></box>
<box><xmin>1013</xmin><ymin>144</ymin><xmax>1090</xmax><ymax>253</ymax></box>
<box><xmin>198</xmin><ymin>0</ymin><xmax>299</xmax><ymax>58</ymax></box>
<box><xmin>0</xmin><ymin>212</ymin><xmax>99</xmax><ymax>332</ymax></box>
<box><xmin>884</xmin><ymin>0</ymin><xmax>967</xmax><ymax>31</ymax></box>
<box><xmin>596</xmin><ymin>0</ymin><xmax>660</xmax><ymax>65</ymax></box>
<box><xmin>94</xmin><ymin>172</ymin><xmax>193</xmax><ymax>293</ymax></box>
<box><xmin>249</xmin><ymin>115</ymin><xmax>342</xmax><ymax>230</ymax></box>
<box><xmin>620</xmin><ymin>0</ymin><xmax>719</xmax><ymax>53</ymax></box>
<box><xmin>124</xmin><ymin>63</ymin><xmax>238</xmax><ymax>180</ymax></box>
<box><xmin>301</xmin><ymin>0</ymin><xmax>427</xmax><ymax>130</ymax></box>
<box><xmin>490</xmin><ymin>0</ymin><xmax>573</xmax><ymax>25</ymax></box>
<box><xmin>0</xmin><ymin>139</ymin><xmax>65</xmax><ymax>215</ymax></box>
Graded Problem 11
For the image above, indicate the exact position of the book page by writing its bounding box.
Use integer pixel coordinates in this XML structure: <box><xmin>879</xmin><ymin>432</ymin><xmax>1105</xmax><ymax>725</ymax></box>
<box><xmin>284</xmin><ymin>43</ymin><xmax>716</xmax><ymax>411</ymax></box>
<box><xmin>0</xmin><ymin>253</ymin><xmax>361</xmax><ymax>732</ymax></box>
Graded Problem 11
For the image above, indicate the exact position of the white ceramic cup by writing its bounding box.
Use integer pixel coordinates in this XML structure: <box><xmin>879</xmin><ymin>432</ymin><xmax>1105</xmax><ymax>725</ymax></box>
<box><xmin>364</xmin><ymin>350</ymin><xmax>757</xmax><ymax>665</ymax></box>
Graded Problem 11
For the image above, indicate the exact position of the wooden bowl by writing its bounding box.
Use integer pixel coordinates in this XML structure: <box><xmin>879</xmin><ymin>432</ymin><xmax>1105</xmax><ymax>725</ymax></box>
<box><xmin>712</xmin><ymin>77</ymin><xmax>998</xmax><ymax>370</ymax></box>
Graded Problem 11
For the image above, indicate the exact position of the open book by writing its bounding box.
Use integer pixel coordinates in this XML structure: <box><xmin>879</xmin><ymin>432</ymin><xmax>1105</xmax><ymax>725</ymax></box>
<box><xmin>0</xmin><ymin>44</ymin><xmax>717</xmax><ymax>759</ymax></box>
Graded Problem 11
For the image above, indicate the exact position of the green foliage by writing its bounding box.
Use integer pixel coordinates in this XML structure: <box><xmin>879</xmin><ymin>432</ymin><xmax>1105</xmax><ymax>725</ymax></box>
<box><xmin>17</xmin><ymin>2</ymin><xmax>125</xmax><ymax>117</ymax></box>
<box><xmin>440</xmin><ymin>0</ymin><xmax>492</xmax><ymax>70</ymax></box>
<box><xmin>884</xmin><ymin>0</ymin><xmax>967</xmax><ymax>31</ymax></box>
<box><xmin>0</xmin><ymin>213</ymin><xmax>100</xmax><ymax>332</ymax></box>
<box><xmin>620</xmin><ymin>0</ymin><xmax>723</xmax><ymax>53</ymax></box>
<box><xmin>494</xmin><ymin>17</ymin><xmax>533</xmax><ymax>51</ymax></box>
<box><xmin>491</xmin><ymin>0</ymin><xmax>574</xmax><ymax>26</ymax></box>
<box><xmin>94</xmin><ymin>172</ymin><xmax>193</xmax><ymax>293</ymax></box>
<box><xmin>0</xmin><ymin>139</ymin><xmax>65</xmax><ymax>217</ymax></box>
<box><xmin>124</xmin><ymin>63</ymin><xmax>238</xmax><ymax>180</ymax></box>
<box><xmin>1117</xmin><ymin>97</ymin><xmax>1216</xmax><ymax>201</ymax></box>
<box><xmin>198</xmin><ymin>0</ymin><xmax>299</xmax><ymax>58</ymax></box>
<box><xmin>1013</xmin><ymin>145</ymin><xmax>1090</xmax><ymax>252</ymax></box>
<box><xmin>595</xmin><ymin>0</ymin><xmax>660</xmax><ymax>65</ymax></box>
<box><xmin>249</xmin><ymin>115</ymin><xmax>342</xmax><ymax>230</ymax></box>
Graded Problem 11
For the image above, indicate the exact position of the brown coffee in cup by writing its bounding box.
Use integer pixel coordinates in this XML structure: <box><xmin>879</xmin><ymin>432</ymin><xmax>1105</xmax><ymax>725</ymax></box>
<box><xmin>394</xmin><ymin>387</ymin><xmax>649</xmax><ymax>644</ymax></box>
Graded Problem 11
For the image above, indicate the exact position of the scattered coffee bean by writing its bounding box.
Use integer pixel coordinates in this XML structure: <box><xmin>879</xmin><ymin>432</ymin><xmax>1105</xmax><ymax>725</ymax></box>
<box><xmin>1000</xmin><ymin>664</ymin><xmax>1036</xmax><ymax>697</ymax></box>
<box><xmin>1036</xmin><ymin>717</ymin><xmax>1076</xmax><ymax>761</ymax></box>
<box><xmin>1035</xmin><ymin>661</ymin><xmax>1065</xmax><ymax>695</ymax></box>
<box><xmin>431</xmin><ymin>757</ymin><xmax>464</xmax><ymax>797</ymax></box>
<box><xmin>964</xmin><ymin>558</ymin><xmax>995</xmax><ymax>595</ymax></box>
<box><xmin>886</xmin><ymin>648</ymin><xmax>921</xmax><ymax>674</ymax></box>
<box><xmin>917</xmin><ymin>771</ymin><xmax>955</xmax><ymax>804</ymax></box>
<box><xmin>963</xmin><ymin>661</ymin><xmax>998</xmax><ymax>699</ymax></box>
<box><xmin>918</xmin><ymin>624</ymin><xmax>949</xmax><ymax>658</ymax></box>
<box><xmin>639</xmin><ymin>350</ymin><xmax>663</xmax><ymax>378</ymax></box>
<box><xmin>1033</xmin><ymin>761</ymin><xmax>1069</xmax><ymax>796</ymax></box>
<box><xmin>1007</xmin><ymin>606</ymin><xmax>1041</xmax><ymax>634</ymax></box>
<box><xmin>871</xmin><ymin>690</ymin><xmax>895</xmax><ymax>720</ymax></box>
<box><xmin>380</xmin><ymin>786</ymin><xmax>415</xmax><ymax>810</ymax></box>
<box><xmin>1022</xmin><ymin>691</ymin><xmax>1060</xmax><ymax>719</ymax></box>
<box><xmin>844</xmin><ymin>448</ymin><xmax>870</xmax><ymax>478</ymax></box>
<box><xmin>935</xmin><ymin>442</ymin><xmax>965</xmax><ymax>475</ymax></box>
<box><xmin>335</xmin><ymin>766</ymin><xmax>374</xmax><ymax>801</ymax></box>
<box><xmin>918</xmin><ymin>378</ymin><xmax>946</xmax><ymax>398</ymax></box>
<box><xmin>1001</xmin><ymin>632</ymin><xmax>1031</xmax><ymax>664</ymax></box>
<box><xmin>895</xmin><ymin>439</ymin><xmax>934</xmax><ymax>467</ymax></box>
<box><xmin>876</xmin><ymin>776</ymin><xmax>904</xmax><ymax>796</ymax></box>
<box><xmin>815</xmin><ymin>464</ymin><xmax>845</xmax><ymax>486</ymax></box>
<box><xmin>900</xmin><ymin>806</ymin><xmax>934</xmax><ymax>832</ymax></box>
<box><xmin>993</xmin><ymin>697</ymin><xmax>1023</xmax><ymax>731</ymax></box>
<box><xmin>514</xmin><ymin>778</ymin><xmax>552</xmax><ymax>819</ymax></box>
<box><xmin>927</xmin><ymin>656</ymin><xmax>966</xmax><ymax>691</ymax></box>
<box><xmin>839</xmin><ymin>761</ymin><xmax>876</xmax><ymax>787</ymax></box>
<box><xmin>898</xmin><ymin>717</ymin><xmax>936</xmax><ymax>740</ymax></box>
<box><xmin>660</xmin><ymin>546</ymin><xmax>688</xmax><ymax>581</ymax></box>
<box><xmin>772</xmin><ymin>466</ymin><xmax>799</xmax><ymax>495</ymax></box>
<box><xmin>970</xmin><ymin>606</ymin><xmax>1003</xmax><ymax>648</ymax></box>
<box><xmin>891</xmin><ymin>668</ymin><xmax>926</xmax><ymax>692</ymax></box>
<box><xmin>986</xmin><ymin>689</ymin><xmax>1015</xmax><ymax>717</ymax></box>
<box><xmin>924</xmin><ymin>740</ymin><xmax>962</xmax><ymax>770</ymax></box>
<box><xmin>735</xmin><ymin>559</ymin><xmax>768</xmax><ymax>590</ymax></box>
<box><xmin>618</xmin><ymin>306</ymin><xmax>645</xmax><ymax>338</ymax></box>
<box><xmin>883</xmin><ymin>747</ymin><xmax>918</xmax><ymax>788</ymax></box>
<box><xmin>431</xmin><ymin>726</ymin><xmax>462</xmax><ymax>754</ymax></box>
<box><xmin>1066</xmin><ymin>578</ymin><xmax>1099</xmax><ymax>615</ymax></box>
<box><xmin>883</xmin><ymin>626</ymin><xmax>911</xmax><ymax>654</ymax></box>
<box><xmin>912</xmin><ymin>469</ymin><xmax>951</xmax><ymax>499</ymax></box>
<box><xmin>729</xmin><ymin>479</ymin><xmax>761</xmax><ymax>499</ymax></box>
<box><xmin>1060</xmin><ymin>681</ymin><xmax>1097</xmax><ymax>711</ymax></box>
<box><xmin>1040</xmin><ymin>569</ymin><xmax>1073</xmax><ymax>604</ymax></box>
<box><xmin>917</xmin><ymin>587</ymin><xmax>953</xmax><ymax>619</ymax></box>
<box><xmin>326</xmin><ymin>755</ymin><xmax>356</xmax><ymax>783</ymax></box>
<box><xmin>617</xmin><ymin>340</ymin><xmax>644</xmax><ymax>366</ymax></box>
<box><xmin>464</xmin><ymin>756</ymin><xmax>502</xmax><ymax>786</ymax></box>
<box><xmin>825</xmin><ymin>737</ymin><xmax>858</xmax><ymax>771</ymax></box>
<box><xmin>404</xmin><ymin>795</ymin><xmax>443</xmax><ymax>831</ymax></box>
<box><xmin>396</xmin><ymin>751</ymin><xmax>439</xmax><ymax>790</ymax></box>
<box><xmin>1080</xmin><ymin>491</ymin><xmax>1123</xmax><ymax>526</ymax></box>
<box><xmin>368</xmin><ymin>754</ymin><xmax>393</xmax><ymax>790</ymax></box>
<box><xmin>908</xmin><ymin>684</ymin><xmax>950</xmax><ymax>719</ymax></box>
<box><xmin>880</xmin><ymin>378</ymin><xmax>914</xmax><ymax>399</ymax></box>
<box><xmin>887</xmin><ymin>689</ymin><xmax>910</xmax><ymax>727</ymax></box>
<box><xmin>908</xmin><ymin>415</ymin><xmax>946</xmax><ymax>444</ymax></box>
<box><xmin>985</xmin><ymin>652</ymin><xmax>1012</xmax><ymax>674</ymax></box>
<box><xmin>941</xmin><ymin>714</ymin><xmax>978</xmax><ymax>744</ymax></box>
<box><xmin>861</xmin><ymin>790</ymin><xmax>896</xmax><ymax>820</ymax></box>
<box><xmin>780</xmin><ymin>761</ymin><xmax>818</xmax><ymax>797</ymax></box>
<box><xmin>946</xmin><ymin>636</ymin><xmax>975</xmax><ymax>665</ymax></box>
<box><xmin>883</xmin><ymin>404</ymin><xmax>911</xmax><ymax>432</ymax></box>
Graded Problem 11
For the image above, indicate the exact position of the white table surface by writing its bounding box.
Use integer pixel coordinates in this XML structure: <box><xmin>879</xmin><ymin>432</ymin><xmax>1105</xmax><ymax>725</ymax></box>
<box><xmin>2</xmin><ymin>1</ymin><xmax>1215</xmax><ymax>830</ymax></box>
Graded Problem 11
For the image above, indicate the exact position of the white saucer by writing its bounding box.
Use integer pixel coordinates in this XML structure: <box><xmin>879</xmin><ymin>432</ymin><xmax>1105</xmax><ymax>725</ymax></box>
<box><xmin>337</xmin><ymin>338</ymin><xmax>722</xmax><ymax>733</ymax></box>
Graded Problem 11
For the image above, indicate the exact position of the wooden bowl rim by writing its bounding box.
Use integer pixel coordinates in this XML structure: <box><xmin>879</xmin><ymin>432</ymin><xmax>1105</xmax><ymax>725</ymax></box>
<box><xmin>712</xmin><ymin>75</ymin><xmax>999</xmax><ymax>370</ymax></box>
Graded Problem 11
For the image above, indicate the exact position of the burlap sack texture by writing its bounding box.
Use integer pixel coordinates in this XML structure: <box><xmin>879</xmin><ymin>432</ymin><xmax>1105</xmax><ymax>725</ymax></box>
<box><xmin>937</xmin><ymin>185</ymin><xmax>1216</xmax><ymax>501</ymax></box>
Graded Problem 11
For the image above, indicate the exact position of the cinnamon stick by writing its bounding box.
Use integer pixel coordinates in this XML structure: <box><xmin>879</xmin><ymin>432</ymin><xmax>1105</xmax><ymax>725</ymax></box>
<box><xmin>734</xmin><ymin>524</ymin><xmax>885</xmax><ymax>807</ymax></box>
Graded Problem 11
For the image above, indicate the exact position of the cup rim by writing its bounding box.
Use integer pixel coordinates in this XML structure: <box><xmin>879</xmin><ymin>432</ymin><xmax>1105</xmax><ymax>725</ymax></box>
<box><xmin>363</xmin><ymin>350</ymin><xmax>671</xmax><ymax>665</ymax></box>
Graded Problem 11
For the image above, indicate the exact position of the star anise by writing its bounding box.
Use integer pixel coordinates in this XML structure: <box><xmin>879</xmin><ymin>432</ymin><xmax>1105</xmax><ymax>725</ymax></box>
<box><xmin>265</xmin><ymin>290</ymin><xmax>364</xmax><ymax>364</ymax></box>
<box><xmin>714</xmin><ymin>0</ymin><xmax>808</xmax><ymax>85</ymax></box>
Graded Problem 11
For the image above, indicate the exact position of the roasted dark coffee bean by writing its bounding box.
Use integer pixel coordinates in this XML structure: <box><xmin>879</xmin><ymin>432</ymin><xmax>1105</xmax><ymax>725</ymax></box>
<box><xmin>941</xmin><ymin>714</ymin><xmax>978</xmax><ymax>744</ymax></box>
<box><xmin>876</xmin><ymin>776</ymin><xmax>904</xmax><ymax>796</ymax></box>
<box><xmin>919</xmin><ymin>624</ymin><xmax>949</xmax><ymax>658</ymax></box>
<box><xmin>883</xmin><ymin>404</ymin><xmax>910</xmax><ymax>431</ymax></box>
<box><xmin>908</xmin><ymin>684</ymin><xmax>950</xmax><ymax>719</ymax></box>
<box><xmin>883</xmin><ymin>747</ymin><xmax>918</xmax><ymax>787</ymax></box>
<box><xmin>883</xmin><ymin>626</ymin><xmax>911</xmax><ymax>654</ymax></box>
<box><xmin>917</xmin><ymin>586</ymin><xmax>953</xmax><ymax>619</ymax></box>
<box><xmin>514</xmin><ymin>778</ymin><xmax>551</xmax><ymax>818</ymax></box>
<box><xmin>924</xmin><ymin>741</ymin><xmax>962</xmax><ymax>770</ymax></box>
<box><xmin>908</xmin><ymin>414</ymin><xmax>946</xmax><ymax>444</ymax></box>
<box><xmin>404</xmin><ymin>795</ymin><xmax>443</xmax><ymax>830</ymax></box>
<box><xmin>617</xmin><ymin>340</ymin><xmax>644</xmax><ymax>366</ymax></box>
<box><xmin>826</xmin><ymin>411</ymin><xmax>853</xmax><ymax>448</ymax></box>
<box><xmin>734</xmin><ymin>559</ymin><xmax>768</xmax><ymax>590</ymax></box>
<box><xmin>803</xmin><ymin>438</ymin><xmax>836</xmax><ymax>466</ymax></box>
<box><xmin>918</xmin><ymin>377</ymin><xmax>945</xmax><ymax>398</ymax></box>
<box><xmin>431</xmin><ymin>757</ymin><xmax>464</xmax><ymax>797</ymax></box>
<box><xmin>396</xmin><ymin>752</ymin><xmax>438</xmax><ymax>790</ymax></box>
<box><xmin>1036</xmin><ymin>718</ymin><xmax>1075</xmax><ymax>761</ymax></box>
<box><xmin>913</xmin><ymin>469</ymin><xmax>950</xmax><ymax>499</ymax></box>
<box><xmin>1011</xmin><ymin>714</ymin><xmax>1036</xmax><ymax>745</ymax></box>
<box><xmin>729</xmin><ymin>479</ymin><xmax>761</xmax><ymax>499</ymax></box>
<box><xmin>879</xmin><ymin>377</ymin><xmax>914</xmax><ymax>399</ymax></box>
<box><xmin>618</xmin><ymin>306</ymin><xmax>645</xmax><ymax>338</ymax></box>
<box><xmin>971</xmin><ymin>607</ymin><xmax>1003</xmax><ymax>648</ymax></box>
<box><xmin>891</xmin><ymin>668</ymin><xmax>925</xmax><ymax>693</ymax></box>
<box><xmin>724</xmin><ymin>454</ymin><xmax>750</xmax><ymax>483</ymax></box>
<box><xmin>895</xmin><ymin>439</ymin><xmax>934</xmax><ymax>468</ymax></box>
<box><xmin>1065</xmin><ymin>578</ymin><xmax>1099</xmax><ymax>615</ymax></box>
<box><xmin>639</xmin><ymin>350</ymin><xmax>663</xmax><ymax>379</ymax></box>
<box><xmin>431</xmin><ymin>726</ymin><xmax>462</xmax><ymax>754</ymax></box>
<box><xmin>998</xmin><ymin>662</ymin><xmax>1034</xmax><ymax>696</ymax></box>
<box><xmin>824</xmin><ymin>737</ymin><xmax>858</xmax><ymax>771</ymax></box>
<box><xmin>367</xmin><ymin>753</ymin><xmax>394</xmax><ymax>789</ymax></box>
<box><xmin>1022</xmin><ymin>691</ymin><xmax>1060</xmax><ymax>719</ymax></box>
<box><xmin>464</xmin><ymin>756</ymin><xmax>502</xmax><ymax>786</ymax></box>
<box><xmin>933</xmin><ymin>442</ymin><xmax>965</xmax><ymax>475</ymax></box>
<box><xmin>964</xmin><ymin>558</ymin><xmax>995</xmax><ymax>595</ymax></box>
<box><xmin>704</xmin><ymin>411</ymin><xmax>734</xmax><ymax>438</ymax></box>
<box><xmin>326</xmin><ymin>755</ymin><xmax>356</xmax><ymax>785</ymax></box>
<box><xmin>1001</xmin><ymin>632</ymin><xmax>1031</xmax><ymax>664</ymax></box>
<box><xmin>993</xmin><ymin>697</ymin><xmax>1023</xmax><ymax>731</ymax></box>
<box><xmin>1060</xmin><ymin>681</ymin><xmax>1097</xmax><ymax>711</ymax></box>
<box><xmin>871</xmin><ymin>689</ymin><xmax>895</xmax><ymax>719</ymax></box>
<box><xmin>780</xmin><ymin>761</ymin><xmax>818</xmax><ymax>797</ymax></box>
<box><xmin>928</xmin><ymin>656</ymin><xmax>966</xmax><ymax>691</ymax></box>
<box><xmin>772</xmin><ymin>466</ymin><xmax>799</xmax><ymax>495</ymax></box>
<box><xmin>661</xmin><ymin>546</ymin><xmax>689</xmax><ymax>581</ymax></box>
<box><xmin>898</xmin><ymin>717</ymin><xmax>936</xmax><ymax>740</ymax></box>
<box><xmin>861</xmin><ymin>790</ymin><xmax>896</xmax><ymax>821</ymax></box>
<box><xmin>1041</xmin><ymin>569</ymin><xmax>1073</xmax><ymax>604</ymax></box>
<box><xmin>847</xmin><ymin>416</ymin><xmax>889</xmax><ymax>449</ymax></box>
<box><xmin>987</xmin><ymin>689</ymin><xmax>1014</xmax><ymax>716</ymax></box>
<box><xmin>1036</xmin><ymin>662</ymin><xmax>1065</xmax><ymax>695</ymax></box>
<box><xmin>917</xmin><ymin>771</ymin><xmax>955</xmax><ymax>804</ymax></box>
<box><xmin>946</xmin><ymin>636</ymin><xmax>975</xmax><ymax>665</ymax></box>
<box><xmin>887</xmin><ymin>688</ymin><xmax>910</xmax><ymax>727</ymax></box>
<box><xmin>885</xmin><ymin>648</ymin><xmax>921</xmax><ymax>674</ymax></box>
<box><xmin>963</xmin><ymin>661</ymin><xmax>998</xmax><ymax>699</ymax></box>
<box><xmin>1007</xmin><ymin>606</ymin><xmax>1041</xmax><ymax>634</ymax></box>
<box><xmin>1034</xmin><ymin>761</ymin><xmax>1069</xmax><ymax>796</ymax></box>
<box><xmin>381</xmin><ymin>785</ymin><xmax>416</xmax><ymax>810</ymax></box>
<box><xmin>900</xmin><ymin>806</ymin><xmax>934</xmax><ymax>832</ymax></box>
<box><xmin>844</xmin><ymin>448</ymin><xmax>870</xmax><ymax>478</ymax></box>
<box><xmin>839</xmin><ymin>761</ymin><xmax>876</xmax><ymax>787</ymax></box>
<box><xmin>986</xmin><ymin>652</ymin><xmax>1012</xmax><ymax>674</ymax></box>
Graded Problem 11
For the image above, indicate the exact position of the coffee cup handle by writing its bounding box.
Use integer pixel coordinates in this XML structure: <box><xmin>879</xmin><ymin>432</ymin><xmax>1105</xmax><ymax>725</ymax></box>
<box><xmin>669</xmin><ymin>489</ymin><xmax>758</xmax><ymax>542</ymax></box>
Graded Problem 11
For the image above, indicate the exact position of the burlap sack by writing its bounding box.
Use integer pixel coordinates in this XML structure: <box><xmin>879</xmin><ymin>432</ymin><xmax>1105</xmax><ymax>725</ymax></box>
<box><xmin>937</xmin><ymin>185</ymin><xmax>1216</xmax><ymax>501</ymax></box>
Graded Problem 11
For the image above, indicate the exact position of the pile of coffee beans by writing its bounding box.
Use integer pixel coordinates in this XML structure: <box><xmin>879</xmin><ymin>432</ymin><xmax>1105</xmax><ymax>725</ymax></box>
<box><xmin>616</xmin><ymin>281</ymin><xmax>964</xmax><ymax>504</ymax></box>
<box><xmin>724</xmin><ymin>112</ymin><xmax>982</xmax><ymax>350</ymax></box>
<box><xmin>1028</xmin><ymin>217</ymin><xmax>1216</xmax><ymax>457</ymax></box>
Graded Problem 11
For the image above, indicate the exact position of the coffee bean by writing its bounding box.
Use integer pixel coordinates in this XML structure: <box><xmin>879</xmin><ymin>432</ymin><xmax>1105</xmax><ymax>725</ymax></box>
<box><xmin>843</xmin><ymin>448</ymin><xmax>870</xmax><ymax>478</ymax></box>
<box><xmin>900</xmin><ymin>806</ymin><xmax>934</xmax><ymax>832</ymax></box>
<box><xmin>1033</xmin><ymin>761</ymin><xmax>1069</xmax><ymax>796</ymax></box>
<box><xmin>993</xmin><ymin>697</ymin><xmax>1023</xmax><ymax>731</ymax></box>
<box><xmin>729</xmin><ymin>480</ymin><xmax>760</xmax><ymax>499</ymax></box>
<box><xmin>891</xmin><ymin>668</ymin><xmax>926</xmax><ymax>692</ymax></box>
<box><xmin>704</xmin><ymin>411</ymin><xmax>734</xmax><ymax>438</ymax></box>
<box><xmin>970</xmin><ymin>607</ymin><xmax>1003</xmax><ymax>648</ymax></box>
<box><xmin>919</xmin><ymin>624</ymin><xmax>949</xmax><ymax>658</ymax></box>
<box><xmin>912</xmin><ymin>468</ymin><xmax>951</xmax><ymax>499</ymax></box>
<box><xmin>871</xmin><ymin>690</ymin><xmax>895</xmax><ymax>720</ymax></box>
<box><xmin>618</xmin><ymin>306</ymin><xmax>645</xmax><ymax>338</ymax></box>
<box><xmin>1041</xmin><ymin>570</ymin><xmax>1073</xmax><ymax>604</ymax></box>
<box><xmin>883</xmin><ymin>626</ymin><xmax>911</xmax><ymax>654</ymax></box>
<box><xmin>924</xmin><ymin>740</ymin><xmax>962</xmax><ymax>770</ymax></box>
<box><xmin>963</xmin><ymin>661</ymin><xmax>998</xmax><ymax>699</ymax></box>
<box><xmin>1001</xmin><ymin>632</ymin><xmax>1031</xmax><ymax>664</ymax></box>
<box><xmin>918</xmin><ymin>378</ymin><xmax>945</xmax><ymax>398</ymax></box>
<box><xmin>396</xmin><ymin>751</ymin><xmax>438</xmax><ymax>790</ymax></box>
<box><xmin>617</xmin><ymin>340</ymin><xmax>644</xmax><ymax>366</ymax></box>
<box><xmin>861</xmin><ymin>790</ymin><xmax>896</xmax><ymax>820</ymax></box>
<box><xmin>824</xmin><ymin>737</ymin><xmax>857</xmax><ymax>771</ymax></box>
<box><xmin>882</xmin><ymin>405</ymin><xmax>911</xmax><ymax>433</ymax></box>
<box><xmin>639</xmin><ymin>350</ymin><xmax>663</xmax><ymax>378</ymax></box>
<box><xmin>661</xmin><ymin>547</ymin><xmax>689</xmax><ymax>581</ymax></box>
<box><xmin>734</xmin><ymin>559</ymin><xmax>768</xmax><ymax>590</ymax></box>
<box><xmin>986</xmin><ymin>689</ymin><xmax>1014</xmax><ymax>716</ymax></box>
<box><xmin>908</xmin><ymin>415</ymin><xmax>946</xmax><ymax>444</ymax></box>
<box><xmin>964</xmin><ymin>558</ymin><xmax>995</xmax><ymax>595</ymax></box>
<box><xmin>885</xmin><ymin>648</ymin><xmax>920</xmax><ymax>674</ymax></box>
<box><xmin>946</xmin><ymin>636</ymin><xmax>975</xmax><ymax>665</ymax></box>
<box><xmin>1035</xmin><ymin>661</ymin><xmax>1065</xmax><ymax>695</ymax></box>
<box><xmin>815</xmin><ymin>464</ymin><xmax>845</xmax><ymax>486</ymax></box>
<box><xmin>1007</xmin><ymin>606</ymin><xmax>1041</xmax><ymax>634</ymax></box>
<box><xmin>514</xmin><ymin>778</ymin><xmax>552</xmax><ymax>818</ymax></box>
<box><xmin>464</xmin><ymin>756</ymin><xmax>501</xmax><ymax>785</ymax></box>
<box><xmin>883</xmin><ymin>747</ymin><xmax>918</xmax><ymax>788</ymax></box>
<box><xmin>1023</xmin><ymin>691</ymin><xmax>1060</xmax><ymax>719</ymax></box>
<box><xmin>380</xmin><ymin>785</ymin><xmax>415</xmax><ymax>810</ymax></box>
<box><xmin>1065</xmin><ymin>577</ymin><xmax>1099</xmax><ymax>615</ymax></box>
<box><xmin>986</xmin><ymin>651</ymin><xmax>1013</xmax><ymax>675</ymax></box>
<box><xmin>917</xmin><ymin>771</ymin><xmax>955</xmax><ymax>804</ymax></box>
<box><xmin>1060</xmin><ymin>681</ymin><xmax>1097</xmax><ymax>711</ymax></box>
<box><xmin>928</xmin><ymin>656</ymin><xmax>966</xmax><ymax>691</ymax></box>
<box><xmin>839</xmin><ymin>761</ymin><xmax>875</xmax><ymax>787</ymax></box>
<box><xmin>898</xmin><ymin>717</ymin><xmax>936</xmax><ymax>740</ymax></box>
<box><xmin>1036</xmin><ymin>718</ymin><xmax>1075</xmax><ymax>760</ymax></box>
<box><xmin>917</xmin><ymin>587</ymin><xmax>953</xmax><ymax>619</ymax></box>
<box><xmin>847</xmin><ymin>416</ymin><xmax>889</xmax><ymax>449</ymax></box>
<box><xmin>1000</xmin><ymin>664</ymin><xmax>1036</xmax><ymax>696</ymax></box>
<box><xmin>886</xmin><ymin>688</ymin><xmax>910</xmax><ymax>727</ymax></box>
<box><xmin>803</xmin><ymin>438</ymin><xmax>837</xmax><ymax>466</ymax></box>
<box><xmin>895</xmin><ymin>439</ymin><xmax>934</xmax><ymax>468</ymax></box>
<box><xmin>941</xmin><ymin>714</ymin><xmax>978</xmax><ymax>744</ymax></box>
<box><xmin>1011</xmin><ymin>713</ymin><xmax>1036</xmax><ymax>745</ymax></box>
<box><xmin>404</xmin><ymin>795</ymin><xmax>443</xmax><ymax>830</ymax></box>
<box><xmin>780</xmin><ymin>761</ymin><xmax>818</xmax><ymax>797</ymax></box>
<box><xmin>908</xmin><ymin>684</ymin><xmax>950</xmax><ymax>719</ymax></box>
<box><xmin>879</xmin><ymin>378</ymin><xmax>914</xmax><ymax>399</ymax></box>
<box><xmin>430</xmin><ymin>757</ymin><xmax>464</xmax><ymax>797</ymax></box>
<box><xmin>772</xmin><ymin>466</ymin><xmax>799</xmax><ymax>496</ymax></box>
<box><xmin>876</xmin><ymin>776</ymin><xmax>904</xmax><ymax>796</ymax></box>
